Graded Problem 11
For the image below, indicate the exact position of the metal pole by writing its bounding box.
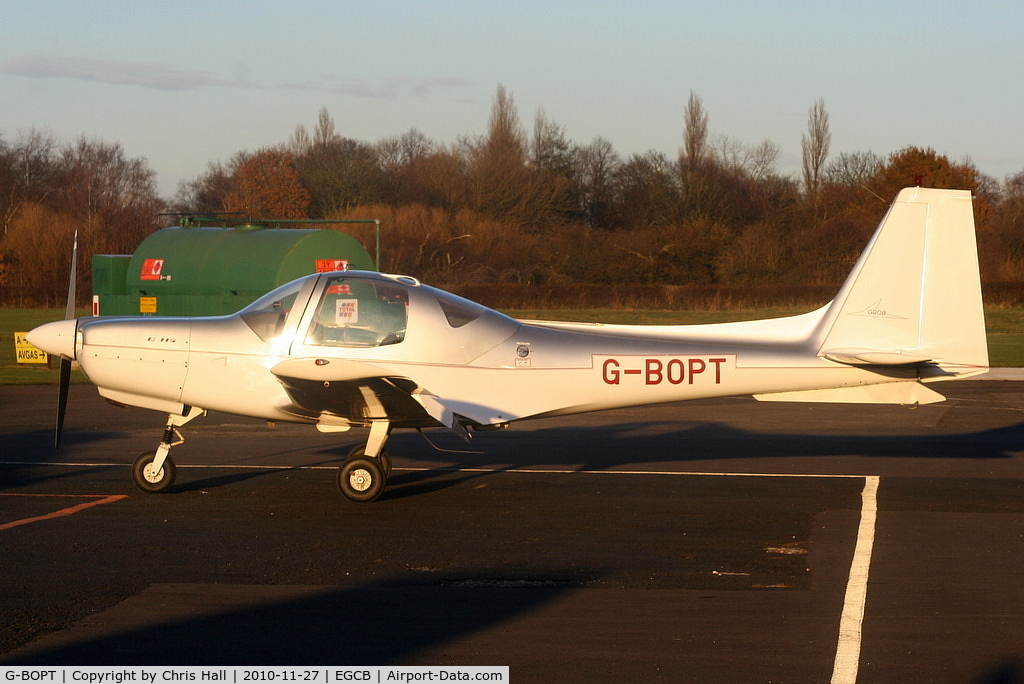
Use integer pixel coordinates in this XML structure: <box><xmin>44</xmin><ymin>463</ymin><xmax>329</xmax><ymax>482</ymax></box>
<box><xmin>375</xmin><ymin>219</ymin><xmax>381</xmax><ymax>271</ymax></box>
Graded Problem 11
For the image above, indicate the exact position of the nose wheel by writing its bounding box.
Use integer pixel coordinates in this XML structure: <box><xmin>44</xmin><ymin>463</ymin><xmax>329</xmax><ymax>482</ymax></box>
<box><xmin>132</xmin><ymin>450</ymin><xmax>177</xmax><ymax>493</ymax></box>
<box><xmin>130</xmin><ymin>406</ymin><xmax>204</xmax><ymax>494</ymax></box>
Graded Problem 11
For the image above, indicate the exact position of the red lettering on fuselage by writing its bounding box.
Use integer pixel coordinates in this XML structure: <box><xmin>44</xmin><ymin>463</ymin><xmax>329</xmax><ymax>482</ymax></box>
<box><xmin>602</xmin><ymin>358</ymin><xmax>621</xmax><ymax>384</ymax></box>
<box><xmin>601</xmin><ymin>356</ymin><xmax>728</xmax><ymax>386</ymax></box>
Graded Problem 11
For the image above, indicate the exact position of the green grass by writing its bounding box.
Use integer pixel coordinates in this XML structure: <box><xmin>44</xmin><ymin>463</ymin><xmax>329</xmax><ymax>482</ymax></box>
<box><xmin>3</xmin><ymin>306</ymin><xmax>1021</xmax><ymax>385</ymax></box>
<box><xmin>981</xmin><ymin>307</ymin><xmax>1024</xmax><ymax>368</ymax></box>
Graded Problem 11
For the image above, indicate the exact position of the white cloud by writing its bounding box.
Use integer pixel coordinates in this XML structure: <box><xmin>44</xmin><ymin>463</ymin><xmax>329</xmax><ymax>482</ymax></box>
<box><xmin>0</xmin><ymin>55</ymin><xmax>472</xmax><ymax>100</ymax></box>
<box><xmin>0</xmin><ymin>55</ymin><xmax>233</xmax><ymax>91</ymax></box>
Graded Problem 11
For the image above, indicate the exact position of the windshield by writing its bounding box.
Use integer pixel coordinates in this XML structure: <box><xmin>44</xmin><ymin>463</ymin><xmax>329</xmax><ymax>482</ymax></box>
<box><xmin>240</xmin><ymin>279</ymin><xmax>306</xmax><ymax>342</ymax></box>
<box><xmin>305</xmin><ymin>275</ymin><xmax>409</xmax><ymax>347</ymax></box>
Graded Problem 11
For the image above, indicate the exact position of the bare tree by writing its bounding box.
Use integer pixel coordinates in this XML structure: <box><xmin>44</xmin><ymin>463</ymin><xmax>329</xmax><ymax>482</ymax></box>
<box><xmin>681</xmin><ymin>90</ymin><xmax>709</xmax><ymax>171</ymax></box>
<box><xmin>615</xmin><ymin>150</ymin><xmax>680</xmax><ymax>229</ymax></box>
<box><xmin>377</xmin><ymin>128</ymin><xmax>433</xmax><ymax>169</ymax></box>
<box><xmin>801</xmin><ymin>97</ymin><xmax>831</xmax><ymax>202</ymax></box>
<box><xmin>414</xmin><ymin>145</ymin><xmax>469</xmax><ymax>210</ymax></box>
<box><xmin>1</xmin><ymin>135</ymin><xmax>161</xmax><ymax>302</ymax></box>
<box><xmin>484</xmin><ymin>84</ymin><xmax>527</xmax><ymax>162</ymax></box>
<box><xmin>745</xmin><ymin>139</ymin><xmax>781</xmax><ymax>180</ymax></box>
<box><xmin>530</xmin><ymin>109</ymin><xmax>573</xmax><ymax>177</ymax></box>
<box><xmin>289</xmin><ymin>108</ymin><xmax>386</xmax><ymax>216</ymax></box>
<box><xmin>313</xmin><ymin>106</ymin><xmax>339</xmax><ymax>147</ymax></box>
<box><xmin>173</xmin><ymin>159</ymin><xmax>237</xmax><ymax>215</ymax></box>
<box><xmin>572</xmin><ymin>136</ymin><xmax>620</xmax><ymax>228</ymax></box>
<box><xmin>289</xmin><ymin>124</ymin><xmax>311</xmax><ymax>157</ymax></box>
<box><xmin>56</xmin><ymin>136</ymin><xmax>163</xmax><ymax>254</ymax></box>
<box><xmin>710</xmin><ymin>135</ymin><xmax>779</xmax><ymax>179</ymax></box>
<box><xmin>469</xmin><ymin>85</ymin><xmax>531</xmax><ymax>222</ymax></box>
<box><xmin>825</xmin><ymin>151</ymin><xmax>883</xmax><ymax>188</ymax></box>
<box><xmin>989</xmin><ymin>169</ymin><xmax>1024</xmax><ymax>279</ymax></box>
<box><xmin>1</xmin><ymin>128</ymin><xmax>58</xmax><ymax>236</ymax></box>
<box><xmin>678</xmin><ymin>91</ymin><xmax>721</xmax><ymax>220</ymax></box>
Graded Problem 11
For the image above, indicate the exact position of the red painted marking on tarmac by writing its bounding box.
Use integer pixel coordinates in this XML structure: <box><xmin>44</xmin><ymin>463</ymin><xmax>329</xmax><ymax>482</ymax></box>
<box><xmin>0</xmin><ymin>493</ymin><xmax>128</xmax><ymax>531</ymax></box>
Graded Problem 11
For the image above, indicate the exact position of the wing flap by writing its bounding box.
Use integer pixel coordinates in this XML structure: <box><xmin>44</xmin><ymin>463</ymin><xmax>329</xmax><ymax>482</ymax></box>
<box><xmin>413</xmin><ymin>394</ymin><xmax>512</xmax><ymax>432</ymax></box>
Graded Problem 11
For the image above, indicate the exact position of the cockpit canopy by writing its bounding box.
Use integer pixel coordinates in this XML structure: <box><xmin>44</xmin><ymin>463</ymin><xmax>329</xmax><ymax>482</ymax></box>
<box><xmin>240</xmin><ymin>271</ymin><xmax>520</xmax><ymax>363</ymax></box>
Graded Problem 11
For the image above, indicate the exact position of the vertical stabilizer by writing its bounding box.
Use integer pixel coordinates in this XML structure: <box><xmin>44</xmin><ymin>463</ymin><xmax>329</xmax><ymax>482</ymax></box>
<box><xmin>815</xmin><ymin>188</ymin><xmax>988</xmax><ymax>376</ymax></box>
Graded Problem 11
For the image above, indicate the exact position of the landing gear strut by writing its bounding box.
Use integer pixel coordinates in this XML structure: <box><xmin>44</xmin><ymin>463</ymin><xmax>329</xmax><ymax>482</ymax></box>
<box><xmin>337</xmin><ymin>419</ymin><xmax>392</xmax><ymax>503</ymax></box>
<box><xmin>130</xmin><ymin>406</ymin><xmax>204</xmax><ymax>494</ymax></box>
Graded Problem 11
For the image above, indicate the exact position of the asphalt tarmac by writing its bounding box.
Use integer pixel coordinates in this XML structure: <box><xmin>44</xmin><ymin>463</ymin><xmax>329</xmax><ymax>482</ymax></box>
<box><xmin>1</xmin><ymin>381</ymin><xmax>1023</xmax><ymax>683</ymax></box>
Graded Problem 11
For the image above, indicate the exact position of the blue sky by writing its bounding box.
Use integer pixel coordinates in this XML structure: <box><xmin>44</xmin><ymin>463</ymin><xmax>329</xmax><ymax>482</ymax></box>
<box><xmin>3</xmin><ymin>0</ymin><xmax>1022</xmax><ymax>197</ymax></box>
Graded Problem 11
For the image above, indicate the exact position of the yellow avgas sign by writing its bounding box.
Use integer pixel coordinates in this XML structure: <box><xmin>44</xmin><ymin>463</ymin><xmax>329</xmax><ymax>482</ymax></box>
<box><xmin>14</xmin><ymin>332</ymin><xmax>49</xmax><ymax>364</ymax></box>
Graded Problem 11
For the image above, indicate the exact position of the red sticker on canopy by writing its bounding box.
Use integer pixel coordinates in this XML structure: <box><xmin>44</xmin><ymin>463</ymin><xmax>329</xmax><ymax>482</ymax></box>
<box><xmin>316</xmin><ymin>259</ymin><xmax>349</xmax><ymax>273</ymax></box>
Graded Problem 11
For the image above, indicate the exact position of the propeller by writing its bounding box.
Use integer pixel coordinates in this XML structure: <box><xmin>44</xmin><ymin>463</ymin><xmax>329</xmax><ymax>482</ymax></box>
<box><xmin>54</xmin><ymin>231</ymin><xmax>78</xmax><ymax>449</ymax></box>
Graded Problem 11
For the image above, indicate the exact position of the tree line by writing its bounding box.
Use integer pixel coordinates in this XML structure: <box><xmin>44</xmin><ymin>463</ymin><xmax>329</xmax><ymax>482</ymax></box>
<box><xmin>3</xmin><ymin>86</ymin><xmax>1023</xmax><ymax>307</ymax></box>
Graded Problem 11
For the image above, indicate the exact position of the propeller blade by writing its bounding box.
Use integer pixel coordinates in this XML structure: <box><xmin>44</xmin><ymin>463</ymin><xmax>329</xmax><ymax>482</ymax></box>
<box><xmin>64</xmin><ymin>231</ymin><xmax>78</xmax><ymax>321</ymax></box>
<box><xmin>55</xmin><ymin>357</ymin><xmax>71</xmax><ymax>449</ymax></box>
<box><xmin>55</xmin><ymin>230</ymin><xmax>78</xmax><ymax>449</ymax></box>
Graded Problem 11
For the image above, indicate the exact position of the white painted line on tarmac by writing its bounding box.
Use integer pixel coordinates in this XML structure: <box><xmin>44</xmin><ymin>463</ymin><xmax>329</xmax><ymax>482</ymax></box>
<box><xmin>831</xmin><ymin>475</ymin><xmax>879</xmax><ymax>684</ymax></box>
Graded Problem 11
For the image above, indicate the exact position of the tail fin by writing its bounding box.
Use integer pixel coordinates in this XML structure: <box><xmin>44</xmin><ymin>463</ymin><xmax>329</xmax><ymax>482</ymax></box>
<box><xmin>814</xmin><ymin>187</ymin><xmax>988</xmax><ymax>378</ymax></box>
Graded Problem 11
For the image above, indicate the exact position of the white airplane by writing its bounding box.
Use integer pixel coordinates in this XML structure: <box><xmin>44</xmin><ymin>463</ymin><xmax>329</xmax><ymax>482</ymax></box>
<box><xmin>28</xmin><ymin>187</ymin><xmax>988</xmax><ymax>502</ymax></box>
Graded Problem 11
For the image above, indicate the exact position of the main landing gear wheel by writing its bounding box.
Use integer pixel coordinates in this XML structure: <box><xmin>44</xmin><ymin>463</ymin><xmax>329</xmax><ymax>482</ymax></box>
<box><xmin>338</xmin><ymin>456</ymin><xmax>385</xmax><ymax>503</ymax></box>
<box><xmin>132</xmin><ymin>450</ymin><xmax>176</xmax><ymax>493</ymax></box>
<box><xmin>346</xmin><ymin>444</ymin><xmax>392</xmax><ymax>479</ymax></box>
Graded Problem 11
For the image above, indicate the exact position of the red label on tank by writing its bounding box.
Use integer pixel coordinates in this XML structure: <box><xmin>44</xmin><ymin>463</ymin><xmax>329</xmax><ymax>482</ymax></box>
<box><xmin>140</xmin><ymin>258</ymin><xmax>165</xmax><ymax>280</ymax></box>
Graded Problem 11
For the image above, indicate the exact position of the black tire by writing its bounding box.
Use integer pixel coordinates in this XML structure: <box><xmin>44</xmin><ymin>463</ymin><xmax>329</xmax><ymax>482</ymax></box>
<box><xmin>338</xmin><ymin>456</ymin><xmax>385</xmax><ymax>502</ymax></box>
<box><xmin>132</xmin><ymin>450</ymin><xmax>176</xmax><ymax>493</ymax></box>
<box><xmin>347</xmin><ymin>444</ymin><xmax>392</xmax><ymax>478</ymax></box>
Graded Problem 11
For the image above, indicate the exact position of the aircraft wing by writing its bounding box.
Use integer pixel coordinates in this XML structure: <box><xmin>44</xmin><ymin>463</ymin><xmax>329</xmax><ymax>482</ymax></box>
<box><xmin>270</xmin><ymin>358</ymin><xmax>495</xmax><ymax>437</ymax></box>
<box><xmin>270</xmin><ymin>357</ymin><xmax>439</xmax><ymax>429</ymax></box>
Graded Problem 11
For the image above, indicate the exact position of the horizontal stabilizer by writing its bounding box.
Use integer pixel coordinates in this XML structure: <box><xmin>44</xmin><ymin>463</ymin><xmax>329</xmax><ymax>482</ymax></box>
<box><xmin>822</xmin><ymin>349</ymin><xmax>932</xmax><ymax>366</ymax></box>
<box><xmin>754</xmin><ymin>381</ymin><xmax>945</xmax><ymax>405</ymax></box>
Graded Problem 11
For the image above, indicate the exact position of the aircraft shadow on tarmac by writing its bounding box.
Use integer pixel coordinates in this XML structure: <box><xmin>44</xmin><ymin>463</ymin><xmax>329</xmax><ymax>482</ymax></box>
<box><xmin>146</xmin><ymin>415</ymin><xmax>1024</xmax><ymax>501</ymax></box>
<box><xmin>3</xmin><ymin>413</ymin><xmax>1024</xmax><ymax>498</ymax></box>
<box><xmin>375</xmin><ymin>417</ymin><xmax>1024</xmax><ymax>500</ymax></box>
<box><xmin>427</xmin><ymin>418</ymin><xmax>1024</xmax><ymax>465</ymax></box>
<box><xmin>0</xmin><ymin>574</ymin><xmax>584</xmax><ymax>666</ymax></box>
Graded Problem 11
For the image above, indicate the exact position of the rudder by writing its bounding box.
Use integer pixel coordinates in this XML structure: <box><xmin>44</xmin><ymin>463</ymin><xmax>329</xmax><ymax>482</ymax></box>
<box><xmin>814</xmin><ymin>187</ymin><xmax>988</xmax><ymax>377</ymax></box>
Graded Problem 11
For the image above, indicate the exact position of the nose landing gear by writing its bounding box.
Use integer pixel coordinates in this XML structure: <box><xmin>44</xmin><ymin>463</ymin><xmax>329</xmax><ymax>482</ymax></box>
<box><xmin>130</xmin><ymin>406</ymin><xmax>205</xmax><ymax>494</ymax></box>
